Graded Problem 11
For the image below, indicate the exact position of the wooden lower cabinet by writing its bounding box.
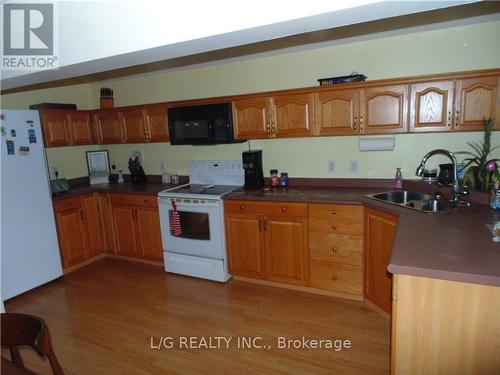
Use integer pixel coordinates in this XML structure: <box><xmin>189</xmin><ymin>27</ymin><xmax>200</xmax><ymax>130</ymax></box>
<box><xmin>225</xmin><ymin>201</ymin><xmax>309</xmax><ymax>285</ymax></box>
<box><xmin>225</xmin><ymin>213</ymin><xmax>266</xmax><ymax>279</ymax></box>
<box><xmin>364</xmin><ymin>208</ymin><xmax>398</xmax><ymax>313</ymax></box>
<box><xmin>308</xmin><ymin>203</ymin><xmax>364</xmax><ymax>296</ymax></box>
<box><xmin>54</xmin><ymin>194</ymin><xmax>105</xmax><ymax>269</ymax></box>
<box><xmin>110</xmin><ymin>194</ymin><xmax>163</xmax><ymax>262</ymax></box>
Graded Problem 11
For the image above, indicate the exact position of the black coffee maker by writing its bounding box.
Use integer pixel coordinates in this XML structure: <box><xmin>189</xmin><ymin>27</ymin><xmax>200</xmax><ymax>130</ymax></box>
<box><xmin>242</xmin><ymin>150</ymin><xmax>264</xmax><ymax>190</ymax></box>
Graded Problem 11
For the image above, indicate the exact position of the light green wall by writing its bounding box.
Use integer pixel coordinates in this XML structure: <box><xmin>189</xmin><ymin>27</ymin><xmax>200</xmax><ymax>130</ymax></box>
<box><xmin>2</xmin><ymin>19</ymin><xmax>500</xmax><ymax>179</ymax></box>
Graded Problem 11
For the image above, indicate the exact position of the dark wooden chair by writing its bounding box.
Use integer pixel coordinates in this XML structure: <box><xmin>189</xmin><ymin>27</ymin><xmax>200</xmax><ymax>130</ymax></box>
<box><xmin>1</xmin><ymin>313</ymin><xmax>64</xmax><ymax>375</ymax></box>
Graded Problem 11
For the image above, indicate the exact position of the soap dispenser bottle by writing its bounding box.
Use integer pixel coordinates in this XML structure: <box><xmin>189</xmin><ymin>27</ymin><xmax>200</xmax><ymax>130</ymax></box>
<box><xmin>395</xmin><ymin>168</ymin><xmax>403</xmax><ymax>189</ymax></box>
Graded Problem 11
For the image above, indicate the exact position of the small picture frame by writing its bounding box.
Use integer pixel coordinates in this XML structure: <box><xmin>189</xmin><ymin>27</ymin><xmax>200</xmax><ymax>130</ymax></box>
<box><xmin>86</xmin><ymin>150</ymin><xmax>110</xmax><ymax>175</ymax></box>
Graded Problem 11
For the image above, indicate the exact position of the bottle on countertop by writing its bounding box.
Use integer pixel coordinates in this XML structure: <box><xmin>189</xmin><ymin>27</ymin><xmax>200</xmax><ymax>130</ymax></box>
<box><xmin>280</xmin><ymin>172</ymin><xmax>289</xmax><ymax>187</ymax></box>
<box><xmin>118</xmin><ymin>169</ymin><xmax>124</xmax><ymax>183</ymax></box>
<box><xmin>270</xmin><ymin>169</ymin><xmax>280</xmax><ymax>187</ymax></box>
<box><xmin>395</xmin><ymin>168</ymin><xmax>403</xmax><ymax>189</ymax></box>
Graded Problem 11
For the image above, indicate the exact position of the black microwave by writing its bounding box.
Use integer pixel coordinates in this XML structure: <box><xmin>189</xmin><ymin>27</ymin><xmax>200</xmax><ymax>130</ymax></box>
<box><xmin>168</xmin><ymin>102</ymin><xmax>245</xmax><ymax>145</ymax></box>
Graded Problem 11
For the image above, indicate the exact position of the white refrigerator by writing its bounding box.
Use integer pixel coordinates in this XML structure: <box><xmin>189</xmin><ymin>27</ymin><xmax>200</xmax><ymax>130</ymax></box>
<box><xmin>1</xmin><ymin>109</ymin><xmax>63</xmax><ymax>300</ymax></box>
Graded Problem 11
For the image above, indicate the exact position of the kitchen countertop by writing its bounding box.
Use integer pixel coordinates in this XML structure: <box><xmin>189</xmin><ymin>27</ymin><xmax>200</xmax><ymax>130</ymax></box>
<box><xmin>52</xmin><ymin>181</ymin><xmax>182</xmax><ymax>200</ymax></box>
<box><xmin>224</xmin><ymin>186</ymin><xmax>500</xmax><ymax>287</ymax></box>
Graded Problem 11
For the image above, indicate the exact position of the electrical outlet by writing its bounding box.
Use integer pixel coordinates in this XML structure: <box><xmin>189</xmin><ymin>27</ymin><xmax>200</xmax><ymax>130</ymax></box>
<box><xmin>350</xmin><ymin>160</ymin><xmax>359</xmax><ymax>173</ymax></box>
<box><xmin>328</xmin><ymin>160</ymin><xmax>336</xmax><ymax>173</ymax></box>
<box><xmin>52</xmin><ymin>167</ymin><xmax>59</xmax><ymax>179</ymax></box>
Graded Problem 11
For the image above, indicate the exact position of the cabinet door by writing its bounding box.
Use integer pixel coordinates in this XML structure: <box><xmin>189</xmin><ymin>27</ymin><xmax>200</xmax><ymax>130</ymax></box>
<box><xmin>111</xmin><ymin>205</ymin><xmax>140</xmax><ymax>257</ymax></box>
<box><xmin>410</xmin><ymin>81</ymin><xmax>454</xmax><ymax>132</ymax></box>
<box><xmin>68</xmin><ymin>111</ymin><xmax>92</xmax><ymax>144</ymax></box>
<box><xmin>40</xmin><ymin>111</ymin><xmax>71</xmax><ymax>147</ymax></box>
<box><xmin>455</xmin><ymin>76</ymin><xmax>498</xmax><ymax>131</ymax></box>
<box><xmin>232</xmin><ymin>98</ymin><xmax>270</xmax><ymax>139</ymax></box>
<box><xmin>314</xmin><ymin>89</ymin><xmax>360</xmax><ymax>135</ymax></box>
<box><xmin>225</xmin><ymin>213</ymin><xmax>266</xmax><ymax>279</ymax></box>
<box><xmin>360</xmin><ymin>84</ymin><xmax>408</xmax><ymax>134</ymax></box>
<box><xmin>80</xmin><ymin>194</ymin><xmax>105</xmax><ymax>258</ymax></box>
<box><xmin>265</xmin><ymin>216</ymin><xmax>309</xmax><ymax>285</ymax></box>
<box><xmin>272</xmin><ymin>93</ymin><xmax>314</xmax><ymax>137</ymax></box>
<box><xmin>55</xmin><ymin>207</ymin><xmax>87</xmax><ymax>268</ymax></box>
<box><xmin>145</xmin><ymin>105</ymin><xmax>169</xmax><ymax>142</ymax></box>
<box><xmin>95</xmin><ymin>111</ymin><xmax>123</xmax><ymax>143</ymax></box>
<box><xmin>136</xmin><ymin>207</ymin><xmax>163</xmax><ymax>262</ymax></box>
<box><xmin>364</xmin><ymin>208</ymin><xmax>398</xmax><ymax>314</ymax></box>
<box><xmin>121</xmin><ymin>109</ymin><xmax>147</xmax><ymax>143</ymax></box>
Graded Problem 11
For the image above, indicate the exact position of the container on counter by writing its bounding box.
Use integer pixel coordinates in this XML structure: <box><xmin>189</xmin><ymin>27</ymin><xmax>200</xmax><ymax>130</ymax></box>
<box><xmin>395</xmin><ymin>168</ymin><xmax>403</xmax><ymax>189</ymax></box>
<box><xmin>171</xmin><ymin>174</ymin><xmax>179</xmax><ymax>184</ymax></box>
<box><xmin>280</xmin><ymin>172</ymin><xmax>289</xmax><ymax>187</ymax></box>
<box><xmin>270</xmin><ymin>169</ymin><xmax>280</xmax><ymax>187</ymax></box>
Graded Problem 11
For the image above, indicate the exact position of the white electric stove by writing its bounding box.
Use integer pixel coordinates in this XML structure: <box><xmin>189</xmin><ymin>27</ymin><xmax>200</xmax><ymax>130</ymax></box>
<box><xmin>158</xmin><ymin>160</ymin><xmax>243</xmax><ymax>282</ymax></box>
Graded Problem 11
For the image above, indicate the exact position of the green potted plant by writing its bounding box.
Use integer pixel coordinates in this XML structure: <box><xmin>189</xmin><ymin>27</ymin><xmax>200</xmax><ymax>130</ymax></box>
<box><xmin>461</xmin><ymin>118</ymin><xmax>500</xmax><ymax>192</ymax></box>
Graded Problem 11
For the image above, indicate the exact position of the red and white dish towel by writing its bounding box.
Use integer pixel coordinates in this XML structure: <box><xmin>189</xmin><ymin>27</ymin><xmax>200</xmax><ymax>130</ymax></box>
<box><xmin>170</xmin><ymin>200</ymin><xmax>182</xmax><ymax>236</ymax></box>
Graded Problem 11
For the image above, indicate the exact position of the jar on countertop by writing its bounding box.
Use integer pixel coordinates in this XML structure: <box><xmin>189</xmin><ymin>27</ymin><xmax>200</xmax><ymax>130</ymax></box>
<box><xmin>280</xmin><ymin>172</ymin><xmax>289</xmax><ymax>186</ymax></box>
<box><xmin>270</xmin><ymin>169</ymin><xmax>280</xmax><ymax>187</ymax></box>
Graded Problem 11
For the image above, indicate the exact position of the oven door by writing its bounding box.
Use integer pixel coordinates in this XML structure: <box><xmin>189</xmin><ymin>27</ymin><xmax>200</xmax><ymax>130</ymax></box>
<box><xmin>158</xmin><ymin>197</ymin><xmax>225</xmax><ymax>259</ymax></box>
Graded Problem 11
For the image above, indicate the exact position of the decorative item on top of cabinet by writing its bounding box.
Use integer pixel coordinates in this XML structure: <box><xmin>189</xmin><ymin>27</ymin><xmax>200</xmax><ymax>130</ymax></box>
<box><xmin>360</xmin><ymin>84</ymin><xmax>409</xmax><ymax>134</ymax></box>
<box><xmin>308</xmin><ymin>203</ymin><xmax>364</xmax><ymax>296</ymax></box>
<box><xmin>364</xmin><ymin>208</ymin><xmax>398</xmax><ymax>314</ymax></box>
<box><xmin>409</xmin><ymin>80</ymin><xmax>455</xmax><ymax>132</ymax></box>
<box><xmin>93</xmin><ymin>111</ymin><xmax>123</xmax><ymax>144</ymax></box>
<box><xmin>454</xmin><ymin>75</ymin><xmax>498</xmax><ymax>131</ymax></box>
<box><xmin>224</xmin><ymin>200</ymin><xmax>309</xmax><ymax>285</ymax></box>
<box><xmin>314</xmin><ymin>89</ymin><xmax>359</xmax><ymax>136</ymax></box>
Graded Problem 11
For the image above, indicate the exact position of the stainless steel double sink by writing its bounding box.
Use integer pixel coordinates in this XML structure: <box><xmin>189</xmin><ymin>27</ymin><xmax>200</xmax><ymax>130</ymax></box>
<box><xmin>367</xmin><ymin>190</ymin><xmax>455</xmax><ymax>213</ymax></box>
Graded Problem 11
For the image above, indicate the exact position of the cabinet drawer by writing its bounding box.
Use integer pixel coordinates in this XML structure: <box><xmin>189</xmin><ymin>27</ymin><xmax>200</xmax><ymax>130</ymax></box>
<box><xmin>309</xmin><ymin>261</ymin><xmax>362</xmax><ymax>295</ymax></box>
<box><xmin>224</xmin><ymin>200</ymin><xmax>307</xmax><ymax>217</ymax></box>
<box><xmin>309</xmin><ymin>217</ymin><xmax>363</xmax><ymax>236</ymax></box>
<box><xmin>309</xmin><ymin>203</ymin><xmax>363</xmax><ymax>221</ymax></box>
<box><xmin>309</xmin><ymin>232</ymin><xmax>362</xmax><ymax>266</ymax></box>
<box><xmin>53</xmin><ymin>196</ymin><xmax>82</xmax><ymax>212</ymax></box>
<box><xmin>110</xmin><ymin>193</ymin><xmax>158</xmax><ymax>208</ymax></box>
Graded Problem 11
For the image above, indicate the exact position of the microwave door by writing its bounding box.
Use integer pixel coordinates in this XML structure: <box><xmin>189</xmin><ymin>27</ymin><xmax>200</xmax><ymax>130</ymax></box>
<box><xmin>172</xmin><ymin>120</ymin><xmax>211</xmax><ymax>144</ymax></box>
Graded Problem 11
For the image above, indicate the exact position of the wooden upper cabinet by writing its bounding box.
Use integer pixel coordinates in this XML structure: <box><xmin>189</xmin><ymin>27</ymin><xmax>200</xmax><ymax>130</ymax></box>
<box><xmin>120</xmin><ymin>109</ymin><xmax>146</xmax><ymax>143</ymax></box>
<box><xmin>233</xmin><ymin>97</ymin><xmax>270</xmax><ymax>139</ymax></box>
<box><xmin>410</xmin><ymin>81</ymin><xmax>454</xmax><ymax>132</ymax></box>
<box><xmin>364</xmin><ymin>208</ymin><xmax>398</xmax><ymax>314</ymax></box>
<box><xmin>455</xmin><ymin>76</ymin><xmax>498</xmax><ymax>131</ymax></box>
<box><xmin>40</xmin><ymin>111</ymin><xmax>71</xmax><ymax>147</ymax></box>
<box><xmin>314</xmin><ymin>89</ymin><xmax>359</xmax><ymax>135</ymax></box>
<box><xmin>95</xmin><ymin>111</ymin><xmax>123</xmax><ymax>144</ymax></box>
<box><xmin>360</xmin><ymin>84</ymin><xmax>408</xmax><ymax>134</ymax></box>
<box><xmin>144</xmin><ymin>105</ymin><xmax>169</xmax><ymax>142</ymax></box>
<box><xmin>265</xmin><ymin>216</ymin><xmax>309</xmax><ymax>286</ymax></box>
<box><xmin>68</xmin><ymin>111</ymin><xmax>92</xmax><ymax>144</ymax></box>
<box><xmin>272</xmin><ymin>93</ymin><xmax>314</xmax><ymax>137</ymax></box>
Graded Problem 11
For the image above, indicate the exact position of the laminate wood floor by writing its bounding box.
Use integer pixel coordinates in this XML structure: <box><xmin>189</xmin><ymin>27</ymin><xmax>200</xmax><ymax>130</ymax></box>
<box><xmin>5</xmin><ymin>258</ymin><xmax>390</xmax><ymax>374</ymax></box>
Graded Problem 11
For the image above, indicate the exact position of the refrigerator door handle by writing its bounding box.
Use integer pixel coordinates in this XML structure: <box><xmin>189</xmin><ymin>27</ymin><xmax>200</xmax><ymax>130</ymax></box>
<box><xmin>43</xmin><ymin>149</ymin><xmax>53</xmax><ymax>199</ymax></box>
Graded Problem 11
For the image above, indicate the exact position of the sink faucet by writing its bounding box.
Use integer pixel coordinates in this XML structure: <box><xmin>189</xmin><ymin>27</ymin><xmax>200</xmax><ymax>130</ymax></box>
<box><xmin>415</xmin><ymin>149</ymin><xmax>469</xmax><ymax>204</ymax></box>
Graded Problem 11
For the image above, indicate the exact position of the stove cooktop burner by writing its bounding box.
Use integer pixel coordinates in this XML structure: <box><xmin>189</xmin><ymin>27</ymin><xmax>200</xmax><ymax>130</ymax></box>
<box><xmin>166</xmin><ymin>184</ymin><xmax>238</xmax><ymax>196</ymax></box>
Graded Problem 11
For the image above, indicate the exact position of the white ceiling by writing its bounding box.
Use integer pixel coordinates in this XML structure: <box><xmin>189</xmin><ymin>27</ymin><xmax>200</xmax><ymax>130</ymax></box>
<box><xmin>0</xmin><ymin>0</ymin><xmax>488</xmax><ymax>91</ymax></box>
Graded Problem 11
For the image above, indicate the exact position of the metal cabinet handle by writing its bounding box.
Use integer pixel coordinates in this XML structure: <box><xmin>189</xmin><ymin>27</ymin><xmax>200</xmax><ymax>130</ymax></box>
<box><xmin>240</xmin><ymin>204</ymin><xmax>245</xmax><ymax>210</ymax></box>
<box><xmin>447</xmin><ymin>111</ymin><xmax>451</xmax><ymax>127</ymax></box>
<box><xmin>281</xmin><ymin>207</ymin><xmax>287</xmax><ymax>213</ymax></box>
<box><xmin>354</xmin><ymin>116</ymin><xmax>357</xmax><ymax>131</ymax></box>
<box><xmin>266</xmin><ymin>123</ymin><xmax>270</xmax><ymax>134</ymax></box>
<box><xmin>331</xmin><ymin>225</ymin><xmax>337</xmax><ymax>231</ymax></box>
<box><xmin>332</xmin><ymin>247</ymin><xmax>337</xmax><ymax>253</ymax></box>
<box><xmin>331</xmin><ymin>209</ymin><xmax>336</xmax><ymax>215</ymax></box>
<box><xmin>332</xmin><ymin>275</ymin><xmax>337</xmax><ymax>281</ymax></box>
<box><xmin>455</xmin><ymin>111</ymin><xmax>460</xmax><ymax>127</ymax></box>
<box><xmin>360</xmin><ymin>116</ymin><xmax>364</xmax><ymax>130</ymax></box>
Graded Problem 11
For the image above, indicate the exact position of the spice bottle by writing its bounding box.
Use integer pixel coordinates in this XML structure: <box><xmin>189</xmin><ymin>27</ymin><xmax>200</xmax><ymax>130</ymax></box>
<box><xmin>395</xmin><ymin>168</ymin><xmax>403</xmax><ymax>189</ymax></box>
<box><xmin>280</xmin><ymin>172</ymin><xmax>289</xmax><ymax>187</ymax></box>
<box><xmin>270</xmin><ymin>169</ymin><xmax>280</xmax><ymax>187</ymax></box>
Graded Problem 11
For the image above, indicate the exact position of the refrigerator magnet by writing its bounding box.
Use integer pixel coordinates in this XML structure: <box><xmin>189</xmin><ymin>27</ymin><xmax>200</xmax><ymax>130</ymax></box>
<box><xmin>19</xmin><ymin>146</ymin><xmax>30</xmax><ymax>155</ymax></box>
<box><xmin>28</xmin><ymin>129</ymin><xmax>37</xmax><ymax>143</ymax></box>
<box><xmin>26</xmin><ymin>120</ymin><xmax>34</xmax><ymax>127</ymax></box>
<box><xmin>1</xmin><ymin>126</ymin><xmax>6</xmax><ymax>136</ymax></box>
<box><xmin>10</xmin><ymin>129</ymin><xmax>16</xmax><ymax>137</ymax></box>
<box><xmin>6</xmin><ymin>140</ymin><xmax>15</xmax><ymax>155</ymax></box>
